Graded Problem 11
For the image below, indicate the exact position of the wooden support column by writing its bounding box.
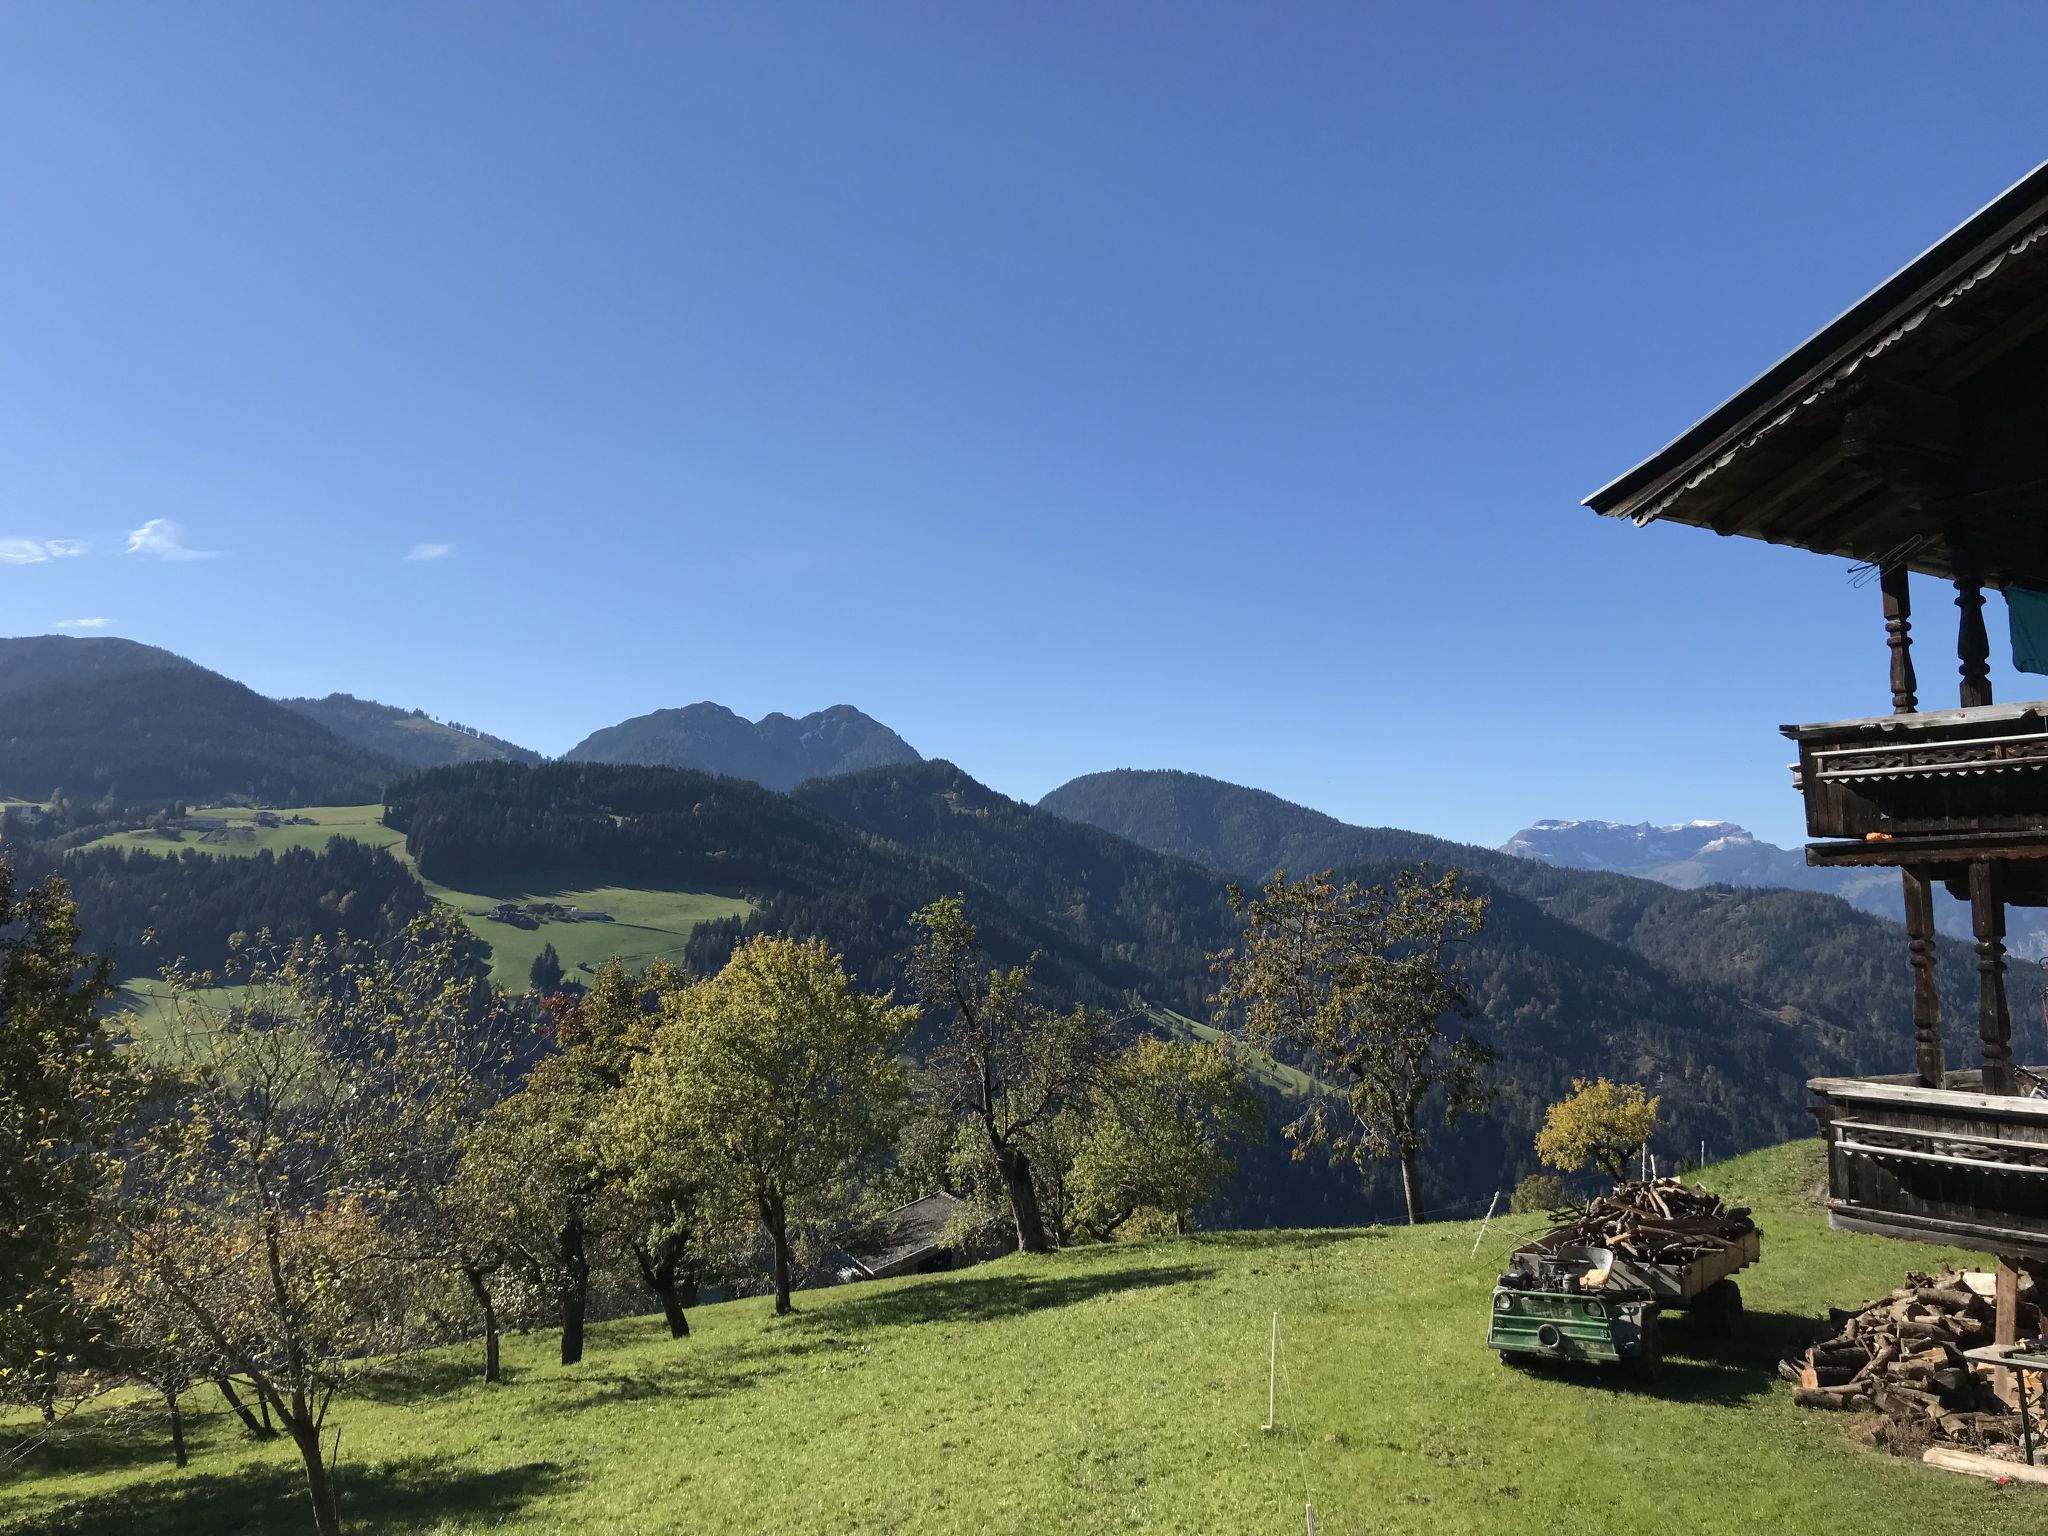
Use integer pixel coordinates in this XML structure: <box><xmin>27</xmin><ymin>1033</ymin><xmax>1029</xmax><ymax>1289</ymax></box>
<box><xmin>1882</xmin><ymin>565</ymin><xmax>1918</xmax><ymax>714</ymax></box>
<box><xmin>1956</xmin><ymin>572</ymin><xmax>1994</xmax><ymax>709</ymax></box>
<box><xmin>1969</xmin><ymin>861</ymin><xmax>2015</xmax><ymax>1095</ymax></box>
<box><xmin>1902</xmin><ymin>865</ymin><xmax>1943</xmax><ymax>1087</ymax></box>
<box><xmin>1996</xmin><ymin>1261</ymin><xmax>2022</xmax><ymax>1351</ymax></box>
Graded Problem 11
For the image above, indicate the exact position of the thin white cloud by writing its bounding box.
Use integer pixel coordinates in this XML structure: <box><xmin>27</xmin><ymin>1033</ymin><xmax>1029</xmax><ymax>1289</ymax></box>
<box><xmin>126</xmin><ymin>519</ymin><xmax>218</xmax><ymax>562</ymax></box>
<box><xmin>404</xmin><ymin>542</ymin><xmax>455</xmax><ymax>562</ymax></box>
<box><xmin>1</xmin><ymin>537</ymin><xmax>90</xmax><ymax>564</ymax></box>
<box><xmin>53</xmin><ymin>617</ymin><xmax>109</xmax><ymax>632</ymax></box>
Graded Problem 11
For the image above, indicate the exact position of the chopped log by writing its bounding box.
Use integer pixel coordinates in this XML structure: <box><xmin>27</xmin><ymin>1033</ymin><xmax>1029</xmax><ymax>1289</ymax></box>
<box><xmin>1914</xmin><ymin>1286</ymin><xmax>1978</xmax><ymax>1312</ymax></box>
<box><xmin>1796</xmin><ymin>1387</ymin><xmax>1861</xmax><ymax>1410</ymax></box>
<box><xmin>1922</xmin><ymin>1446</ymin><xmax>2048</xmax><ymax>1485</ymax></box>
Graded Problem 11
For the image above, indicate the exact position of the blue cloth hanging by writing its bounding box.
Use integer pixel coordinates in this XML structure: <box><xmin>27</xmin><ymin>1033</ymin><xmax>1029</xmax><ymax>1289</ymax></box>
<box><xmin>2008</xmin><ymin>587</ymin><xmax>2048</xmax><ymax>676</ymax></box>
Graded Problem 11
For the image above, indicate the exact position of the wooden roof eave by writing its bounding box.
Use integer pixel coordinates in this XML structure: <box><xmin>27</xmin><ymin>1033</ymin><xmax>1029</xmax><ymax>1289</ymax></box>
<box><xmin>1585</xmin><ymin>162</ymin><xmax>2048</xmax><ymax>578</ymax></box>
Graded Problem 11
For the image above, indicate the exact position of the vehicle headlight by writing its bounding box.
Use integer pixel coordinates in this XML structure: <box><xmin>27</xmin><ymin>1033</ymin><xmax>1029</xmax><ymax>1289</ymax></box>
<box><xmin>1583</xmin><ymin>1299</ymin><xmax>1608</xmax><ymax>1320</ymax></box>
<box><xmin>1494</xmin><ymin>1292</ymin><xmax>1515</xmax><ymax>1312</ymax></box>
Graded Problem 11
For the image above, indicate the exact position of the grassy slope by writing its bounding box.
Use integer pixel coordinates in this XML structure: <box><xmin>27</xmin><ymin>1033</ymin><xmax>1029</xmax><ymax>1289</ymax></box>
<box><xmin>82</xmin><ymin>806</ymin><xmax>751</xmax><ymax>991</ymax></box>
<box><xmin>7</xmin><ymin>1141</ymin><xmax>2038</xmax><ymax>1535</ymax></box>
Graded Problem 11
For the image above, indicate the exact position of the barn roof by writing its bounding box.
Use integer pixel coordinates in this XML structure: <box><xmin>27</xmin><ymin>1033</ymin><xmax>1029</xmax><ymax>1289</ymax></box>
<box><xmin>839</xmin><ymin>1191</ymin><xmax>962</xmax><ymax>1277</ymax></box>
<box><xmin>1584</xmin><ymin>161</ymin><xmax>2048</xmax><ymax>589</ymax></box>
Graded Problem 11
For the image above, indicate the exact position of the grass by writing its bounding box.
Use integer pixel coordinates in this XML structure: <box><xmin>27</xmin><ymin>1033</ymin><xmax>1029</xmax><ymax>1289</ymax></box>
<box><xmin>6</xmin><ymin>1140</ymin><xmax>2039</xmax><ymax>1535</ymax></box>
<box><xmin>413</xmin><ymin>881</ymin><xmax>752</xmax><ymax>990</ymax></box>
<box><xmin>1146</xmin><ymin>1005</ymin><xmax>1321</xmax><ymax>1098</ymax></box>
<box><xmin>74</xmin><ymin>805</ymin><xmax>752</xmax><ymax>992</ymax></box>
<box><xmin>78</xmin><ymin>804</ymin><xmax>405</xmax><ymax>860</ymax></box>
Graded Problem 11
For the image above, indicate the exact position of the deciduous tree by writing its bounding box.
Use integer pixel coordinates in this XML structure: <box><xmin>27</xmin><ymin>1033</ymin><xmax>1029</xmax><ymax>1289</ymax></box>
<box><xmin>904</xmin><ymin>898</ymin><xmax>1114</xmax><ymax>1253</ymax></box>
<box><xmin>1535</xmin><ymin>1077</ymin><xmax>1661</xmax><ymax>1180</ymax></box>
<box><xmin>0</xmin><ymin>856</ymin><xmax>130</xmax><ymax>1434</ymax></box>
<box><xmin>1215</xmin><ymin>866</ymin><xmax>1490</xmax><ymax>1224</ymax></box>
<box><xmin>611</xmin><ymin>936</ymin><xmax>912</xmax><ymax>1314</ymax></box>
<box><xmin>113</xmin><ymin>913</ymin><xmax>512</xmax><ymax>1536</ymax></box>
<box><xmin>1071</xmin><ymin>1037</ymin><xmax>1263</xmax><ymax>1238</ymax></box>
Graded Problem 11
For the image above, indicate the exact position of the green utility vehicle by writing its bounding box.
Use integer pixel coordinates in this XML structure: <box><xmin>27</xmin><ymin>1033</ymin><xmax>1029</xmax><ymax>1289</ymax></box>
<box><xmin>1487</xmin><ymin>1231</ymin><xmax>1759</xmax><ymax>1380</ymax></box>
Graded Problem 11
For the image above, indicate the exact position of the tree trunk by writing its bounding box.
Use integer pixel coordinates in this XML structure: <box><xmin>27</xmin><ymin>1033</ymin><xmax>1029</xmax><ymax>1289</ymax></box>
<box><xmin>215</xmin><ymin>1374</ymin><xmax>275</xmax><ymax>1439</ymax></box>
<box><xmin>996</xmin><ymin>1145</ymin><xmax>1051</xmax><ymax>1253</ymax></box>
<box><xmin>1398</xmin><ymin>1148</ymin><xmax>1426</xmax><ymax>1225</ymax></box>
<box><xmin>287</xmin><ymin>1420</ymin><xmax>343</xmax><ymax>1536</ymax></box>
<box><xmin>761</xmin><ymin>1194</ymin><xmax>795</xmax><ymax>1315</ymax></box>
<box><xmin>461</xmin><ymin>1264</ymin><xmax>502</xmax><ymax>1383</ymax></box>
<box><xmin>632</xmin><ymin>1236</ymin><xmax>691</xmax><ymax>1339</ymax></box>
<box><xmin>558</xmin><ymin>1217</ymin><xmax>589</xmax><ymax>1367</ymax></box>
<box><xmin>165</xmin><ymin>1387</ymin><xmax>187</xmax><ymax>1469</ymax></box>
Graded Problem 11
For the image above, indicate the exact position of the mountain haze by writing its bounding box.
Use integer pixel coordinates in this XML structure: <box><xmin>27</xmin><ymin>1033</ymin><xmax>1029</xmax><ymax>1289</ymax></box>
<box><xmin>1038</xmin><ymin>768</ymin><xmax>1454</xmax><ymax>878</ymax></box>
<box><xmin>1500</xmin><ymin>816</ymin><xmax>2048</xmax><ymax>959</ymax></box>
<box><xmin>564</xmin><ymin>703</ymin><xmax>921</xmax><ymax>791</ymax></box>
<box><xmin>0</xmin><ymin>635</ymin><xmax>197</xmax><ymax>697</ymax></box>
<box><xmin>0</xmin><ymin>638</ymin><xmax>393</xmax><ymax>805</ymax></box>
<box><xmin>281</xmin><ymin>693</ymin><xmax>542</xmax><ymax>769</ymax></box>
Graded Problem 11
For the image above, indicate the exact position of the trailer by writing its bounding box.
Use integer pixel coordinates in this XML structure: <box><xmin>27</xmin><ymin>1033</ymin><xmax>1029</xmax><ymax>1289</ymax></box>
<box><xmin>1486</xmin><ymin>1225</ymin><xmax>1760</xmax><ymax>1381</ymax></box>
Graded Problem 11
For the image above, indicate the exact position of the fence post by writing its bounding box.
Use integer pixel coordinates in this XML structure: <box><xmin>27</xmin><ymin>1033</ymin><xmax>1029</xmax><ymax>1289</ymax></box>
<box><xmin>1263</xmin><ymin>1311</ymin><xmax>1277</xmax><ymax>1432</ymax></box>
<box><xmin>1470</xmin><ymin>1190</ymin><xmax>1501</xmax><ymax>1258</ymax></box>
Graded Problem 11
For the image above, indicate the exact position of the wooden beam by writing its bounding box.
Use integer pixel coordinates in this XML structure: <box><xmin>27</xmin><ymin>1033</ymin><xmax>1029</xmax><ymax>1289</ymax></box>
<box><xmin>1997</xmin><ymin>1260</ymin><xmax>2022</xmax><ymax>1349</ymax></box>
<box><xmin>1903</xmin><ymin>865</ymin><xmax>1943</xmax><ymax>1088</ymax></box>
<box><xmin>1882</xmin><ymin>564</ymin><xmax>1919</xmax><ymax>714</ymax></box>
<box><xmin>1806</xmin><ymin>830</ymin><xmax>2048</xmax><ymax>868</ymax></box>
<box><xmin>1971</xmin><ymin>861</ymin><xmax>2017</xmax><ymax>1095</ymax></box>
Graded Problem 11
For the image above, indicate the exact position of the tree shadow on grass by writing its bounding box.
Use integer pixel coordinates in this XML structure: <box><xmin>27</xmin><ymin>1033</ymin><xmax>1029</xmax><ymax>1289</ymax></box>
<box><xmin>12</xmin><ymin>1454</ymin><xmax>564</xmax><ymax>1536</ymax></box>
<box><xmin>789</xmin><ymin>1263</ymin><xmax>1218</xmax><ymax>1336</ymax></box>
<box><xmin>3</xmin><ymin>1402</ymin><xmax>246</xmax><ymax>1485</ymax></box>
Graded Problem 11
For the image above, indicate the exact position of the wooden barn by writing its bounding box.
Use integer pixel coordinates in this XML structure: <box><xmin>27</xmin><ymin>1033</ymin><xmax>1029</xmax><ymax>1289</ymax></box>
<box><xmin>830</xmin><ymin>1192</ymin><xmax>1014</xmax><ymax>1284</ymax></box>
<box><xmin>1586</xmin><ymin>162</ymin><xmax>2048</xmax><ymax>1340</ymax></box>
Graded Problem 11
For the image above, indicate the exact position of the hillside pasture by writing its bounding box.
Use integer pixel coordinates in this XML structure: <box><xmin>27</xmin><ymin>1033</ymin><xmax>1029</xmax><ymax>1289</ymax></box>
<box><xmin>73</xmin><ymin>805</ymin><xmax>752</xmax><ymax>991</ymax></box>
<box><xmin>79</xmin><ymin>804</ymin><xmax>404</xmax><ymax>859</ymax></box>
<box><xmin>6</xmin><ymin>1142</ymin><xmax>2039</xmax><ymax>1535</ymax></box>
<box><xmin>417</xmin><ymin>880</ymin><xmax>752</xmax><ymax>989</ymax></box>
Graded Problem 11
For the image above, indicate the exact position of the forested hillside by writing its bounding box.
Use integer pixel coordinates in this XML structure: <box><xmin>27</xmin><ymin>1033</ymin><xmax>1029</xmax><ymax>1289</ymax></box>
<box><xmin>16</xmin><ymin>750</ymin><xmax>2033</xmax><ymax>1224</ymax></box>
<box><xmin>280</xmin><ymin>693</ymin><xmax>542</xmax><ymax>768</ymax></box>
<box><xmin>9</xmin><ymin>838</ymin><xmax>437</xmax><ymax>979</ymax></box>
<box><xmin>0</xmin><ymin>665</ymin><xmax>394</xmax><ymax>805</ymax></box>
<box><xmin>1038</xmin><ymin>768</ymin><xmax>1463</xmax><ymax>876</ymax></box>
<box><xmin>383</xmin><ymin>760</ymin><xmax>1136</xmax><ymax>1009</ymax></box>
<box><xmin>0</xmin><ymin>635</ymin><xmax>197</xmax><ymax>696</ymax></box>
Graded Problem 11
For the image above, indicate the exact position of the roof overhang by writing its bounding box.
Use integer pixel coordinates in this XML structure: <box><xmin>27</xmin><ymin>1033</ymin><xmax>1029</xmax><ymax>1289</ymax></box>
<box><xmin>1584</xmin><ymin>161</ymin><xmax>2048</xmax><ymax>589</ymax></box>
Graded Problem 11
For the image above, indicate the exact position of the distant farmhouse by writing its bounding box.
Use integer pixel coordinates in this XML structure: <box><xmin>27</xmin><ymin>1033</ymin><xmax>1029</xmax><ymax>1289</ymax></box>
<box><xmin>830</xmin><ymin>1192</ymin><xmax>1014</xmax><ymax>1284</ymax></box>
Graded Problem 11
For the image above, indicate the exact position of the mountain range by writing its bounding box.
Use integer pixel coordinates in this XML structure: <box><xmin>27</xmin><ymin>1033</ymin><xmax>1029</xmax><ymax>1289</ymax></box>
<box><xmin>1498</xmin><ymin>815</ymin><xmax>2048</xmax><ymax>959</ymax></box>
<box><xmin>0</xmin><ymin>636</ymin><xmax>917</xmax><ymax>801</ymax></box>
<box><xmin>12</xmin><ymin>637</ymin><xmax>2046</xmax><ymax>1223</ymax></box>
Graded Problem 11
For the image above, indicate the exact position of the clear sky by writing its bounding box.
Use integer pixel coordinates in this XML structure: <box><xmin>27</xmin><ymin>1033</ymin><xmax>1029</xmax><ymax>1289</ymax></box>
<box><xmin>3</xmin><ymin>4</ymin><xmax>2044</xmax><ymax>848</ymax></box>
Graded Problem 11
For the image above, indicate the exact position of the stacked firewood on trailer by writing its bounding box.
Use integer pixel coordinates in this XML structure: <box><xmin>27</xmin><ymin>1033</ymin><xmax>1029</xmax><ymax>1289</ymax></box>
<box><xmin>1780</xmin><ymin>1269</ymin><xmax>2044</xmax><ymax>1458</ymax></box>
<box><xmin>1525</xmin><ymin>1177</ymin><xmax>1757</xmax><ymax>1262</ymax></box>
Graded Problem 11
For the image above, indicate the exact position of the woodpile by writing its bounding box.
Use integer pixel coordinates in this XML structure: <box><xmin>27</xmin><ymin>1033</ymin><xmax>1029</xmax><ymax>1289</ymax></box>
<box><xmin>1780</xmin><ymin>1268</ymin><xmax>2044</xmax><ymax>1459</ymax></box>
<box><xmin>1527</xmin><ymin>1178</ymin><xmax>1756</xmax><ymax>1266</ymax></box>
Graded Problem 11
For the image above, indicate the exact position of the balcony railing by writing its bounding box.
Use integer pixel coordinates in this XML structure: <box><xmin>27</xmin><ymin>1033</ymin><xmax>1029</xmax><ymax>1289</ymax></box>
<box><xmin>1809</xmin><ymin>1070</ymin><xmax>2048</xmax><ymax>1261</ymax></box>
<box><xmin>1786</xmin><ymin>703</ymin><xmax>2048</xmax><ymax>843</ymax></box>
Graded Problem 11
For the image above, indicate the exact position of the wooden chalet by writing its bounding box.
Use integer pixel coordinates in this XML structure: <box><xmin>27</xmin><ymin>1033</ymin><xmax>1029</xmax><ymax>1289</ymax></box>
<box><xmin>1586</xmin><ymin>162</ymin><xmax>2048</xmax><ymax>1332</ymax></box>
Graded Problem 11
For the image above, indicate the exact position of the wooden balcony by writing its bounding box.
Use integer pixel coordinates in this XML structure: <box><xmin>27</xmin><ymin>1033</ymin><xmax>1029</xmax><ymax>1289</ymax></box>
<box><xmin>1810</xmin><ymin>1071</ymin><xmax>2048</xmax><ymax>1262</ymax></box>
<box><xmin>1787</xmin><ymin>703</ymin><xmax>2048</xmax><ymax>842</ymax></box>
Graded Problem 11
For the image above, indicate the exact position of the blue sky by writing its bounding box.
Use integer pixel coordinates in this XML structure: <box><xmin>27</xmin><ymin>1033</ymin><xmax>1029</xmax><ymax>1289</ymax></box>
<box><xmin>3</xmin><ymin>4</ymin><xmax>2043</xmax><ymax>848</ymax></box>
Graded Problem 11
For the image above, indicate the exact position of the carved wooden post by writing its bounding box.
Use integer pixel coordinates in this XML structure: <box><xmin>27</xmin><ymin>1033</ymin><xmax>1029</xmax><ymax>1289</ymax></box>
<box><xmin>1969</xmin><ymin>861</ymin><xmax>2015</xmax><ymax>1095</ymax></box>
<box><xmin>1882</xmin><ymin>565</ymin><xmax>1918</xmax><ymax>713</ymax></box>
<box><xmin>1955</xmin><ymin>572</ymin><xmax>1993</xmax><ymax>709</ymax></box>
<box><xmin>1902</xmin><ymin>865</ymin><xmax>1943</xmax><ymax>1087</ymax></box>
